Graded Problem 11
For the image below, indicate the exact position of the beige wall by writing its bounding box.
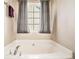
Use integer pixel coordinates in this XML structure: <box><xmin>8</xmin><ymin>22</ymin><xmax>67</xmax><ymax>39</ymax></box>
<box><xmin>55</xmin><ymin>0</ymin><xmax>75</xmax><ymax>52</ymax></box>
<box><xmin>4</xmin><ymin>0</ymin><xmax>18</xmax><ymax>46</ymax></box>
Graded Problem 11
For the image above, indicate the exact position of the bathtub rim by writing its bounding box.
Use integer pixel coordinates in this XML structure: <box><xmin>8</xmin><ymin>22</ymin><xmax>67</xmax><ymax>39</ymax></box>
<box><xmin>4</xmin><ymin>39</ymin><xmax>73</xmax><ymax>59</ymax></box>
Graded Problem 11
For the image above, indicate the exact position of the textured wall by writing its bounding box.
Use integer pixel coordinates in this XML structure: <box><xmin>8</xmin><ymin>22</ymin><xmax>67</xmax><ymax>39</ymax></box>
<box><xmin>56</xmin><ymin>0</ymin><xmax>75</xmax><ymax>52</ymax></box>
<box><xmin>4</xmin><ymin>0</ymin><xmax>19</xmax><ymax>46</ymax></box>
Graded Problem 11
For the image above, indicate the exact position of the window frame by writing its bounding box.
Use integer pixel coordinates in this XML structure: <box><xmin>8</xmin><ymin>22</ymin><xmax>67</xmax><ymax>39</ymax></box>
<box><xmin>27</xmin><ymin>2</ymin><xmax>41</xmax><ymax>32</ymax></box>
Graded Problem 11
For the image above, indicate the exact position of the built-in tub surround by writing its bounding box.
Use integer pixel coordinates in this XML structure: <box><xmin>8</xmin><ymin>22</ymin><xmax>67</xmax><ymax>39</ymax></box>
<box><xmin>5</xmin><ymin>39</ymin><xmax>72</xmax><ymax>59</ymax></box>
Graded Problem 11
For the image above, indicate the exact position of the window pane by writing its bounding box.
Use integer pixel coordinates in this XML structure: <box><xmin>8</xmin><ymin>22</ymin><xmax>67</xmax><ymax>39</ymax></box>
<box><xmin>27</xmin><ymin>13</ymin><xmax>33</xmax><ymax>18</ymax></box>
<box><xmin>28</xmin><ymin>19</ymin><xmax>33</xmax><ymax>24</ymax></box>
<box><xmin>34</xmin><ymin>25</ymin><xmax>39</xmax><ymax>32</ymax></box>
<box><xmin>34</xmin><ymin>19</ymin><xmax>40</xmax><ymax>24</ymax></box>
<box><xmin>34</xmin><ymin>6</ymin><xmax>40</xmax><ymax>11</ymax></box>
<box><xmin>27</xmin><ymin>7</ymin><xmax>33</xmax><ymax>11</ymax></box>
<box><xmin>34</xmin><ymin>13</ymin><xmax>40</xmax><ymax>18</ymax></box>
<box><xmin>27</xmin><ymin>3</ymin><xmax>33</xmax><ymax>11</ymax></box>
<box><xmin>28</xmin><ymin>25</ymin><xmax>33</xmax><ymax>32</ymax></box>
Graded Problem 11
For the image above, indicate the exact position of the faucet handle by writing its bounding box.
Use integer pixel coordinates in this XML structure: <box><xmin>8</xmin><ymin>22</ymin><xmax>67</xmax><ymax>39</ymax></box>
<box><xmin>13</xmin><ymin>50</ymin><xmax>17</xmax><ymax>55</ymax></box>
<box><xmin>16</xmin><ymin>45</ymin><xmax>20</xmax><ymax>49</ymax></box>
<box><xmin>19</xmin><ymin>52</ymin><xmax>21</xmax><ymax>56</ymax></box>
<box><xmin>9</xmin><ymin>49</ymin><xmax>12</xmax><ymax>55</ymax></box>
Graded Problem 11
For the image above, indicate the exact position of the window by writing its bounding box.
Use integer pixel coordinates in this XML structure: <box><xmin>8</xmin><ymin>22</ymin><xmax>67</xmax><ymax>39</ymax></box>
<box><xmin>27</xmin><ymin>2</ymin><xmax>41</xmax><ymax>33</ymax></box>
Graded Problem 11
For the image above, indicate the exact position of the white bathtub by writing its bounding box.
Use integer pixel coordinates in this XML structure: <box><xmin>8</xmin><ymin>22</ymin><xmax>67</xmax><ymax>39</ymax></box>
<box><xmin>4</xmin><ymin>39</ymin><xmax>72</xmax><ymax>59</ymax></box>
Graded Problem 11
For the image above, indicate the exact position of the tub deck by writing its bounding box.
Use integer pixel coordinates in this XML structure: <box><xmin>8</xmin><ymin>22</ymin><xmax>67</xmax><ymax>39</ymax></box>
<box><xmin>4</xmin><ymin>39</ymin><xmax>72</xmax><ymax>59</ymax></box>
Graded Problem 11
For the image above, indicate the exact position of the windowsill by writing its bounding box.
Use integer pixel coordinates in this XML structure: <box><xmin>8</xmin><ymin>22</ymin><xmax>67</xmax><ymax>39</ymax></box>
<box><xmin>17</xmin><ymin>32</ymin><xmax>51</xmax><ymax>35</ymax></box>
<box><xmin>17</xmin><ymin>33</ymin><xmax>51</xmax><ymax>39</ymax></box>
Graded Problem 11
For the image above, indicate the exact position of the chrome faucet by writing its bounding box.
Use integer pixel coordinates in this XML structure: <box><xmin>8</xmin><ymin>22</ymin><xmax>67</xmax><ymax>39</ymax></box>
<box><xmin>13</xmin><ymin>45</ymin><xmax>20</xmax><ymax>55</ymax></box>
<box><xmin>9</xmin><ymin>49</ymin><xmax>12</xmax><ymax>55</ymax></box>
<box><xmin>32</xmin><ymin>43</ymin><xmax>35</xmax><ymax>46</ymax></box>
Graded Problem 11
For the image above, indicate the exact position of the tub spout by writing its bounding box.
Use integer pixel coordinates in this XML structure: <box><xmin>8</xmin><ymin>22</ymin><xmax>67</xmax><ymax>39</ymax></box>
<box><xmin>32</xmin><ymin>43</ymin><xmax>35</xmax><ymax>46</ymax></box>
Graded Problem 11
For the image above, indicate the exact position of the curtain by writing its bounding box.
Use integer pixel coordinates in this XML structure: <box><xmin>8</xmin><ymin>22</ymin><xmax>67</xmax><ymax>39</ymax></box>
<box><xmin>17</xmin><ymin>0</ymin><xmax>28</xmax><ymax>33</ymax></box>
<box><xmin>40</xmin><ymin>0</ymin><xmax>50</xmax><ymax>33</ymax></box>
